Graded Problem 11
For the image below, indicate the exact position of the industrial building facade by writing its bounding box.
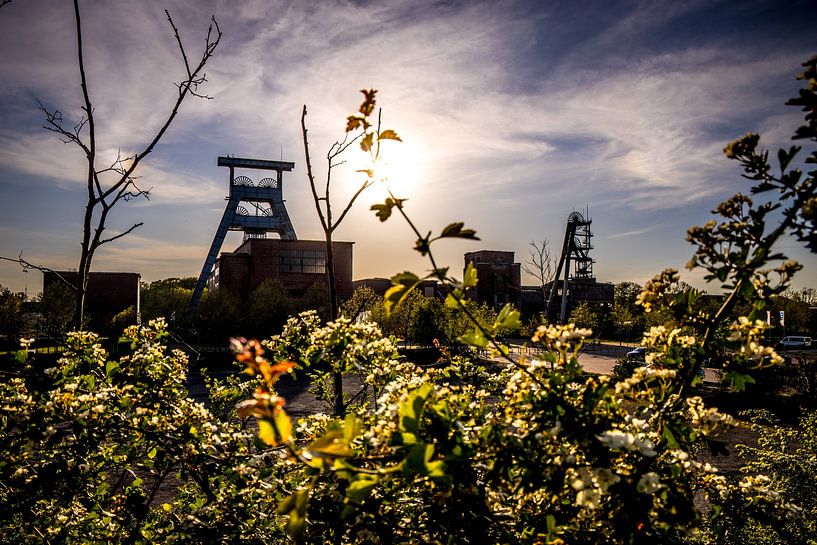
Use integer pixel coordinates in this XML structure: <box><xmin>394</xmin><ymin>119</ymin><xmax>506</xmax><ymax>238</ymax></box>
<box><xmin>42</xmin><ymin>271</ymin><xmax>141</xmax><ymax>322</ymax></box>
<box><xmin>462</xmin><ymin>248</ymin><xmax>614</xmax><ymax>319</ymax></box>
<box><xmin>464</xmin><ymin>250</ymin><xmax>522</xmax><ymax>309</ymax></box>
<box><xmin>208</xmin><ymin>238</ymin><xmax>353</xmax><ymax>301</ymax></box>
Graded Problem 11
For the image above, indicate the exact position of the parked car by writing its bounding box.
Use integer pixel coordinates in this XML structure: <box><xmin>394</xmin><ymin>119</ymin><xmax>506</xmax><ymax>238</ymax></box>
<box><xmin>777</xmin><ymin>336</ymin><xmax>812</xmax><ymax>350</ymax></box>
<box><xmin>626</xmin><ymin>347</ymin><xmax>646</xmax><ymax>361</ymax></box>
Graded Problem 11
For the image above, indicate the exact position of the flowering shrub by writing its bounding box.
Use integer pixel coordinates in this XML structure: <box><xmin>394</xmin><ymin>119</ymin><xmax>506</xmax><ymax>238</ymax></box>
<box><xmin>0</xmin><ymin>319</ymin><xmax>289</xmax><ymax>544</ymax></box>
<box><xmin>229</xmin><ymin>56</ymin><xmax>817</xmax><ymax>543</ymax></box>
<box><xmin>2</xmin><ymin>56</ymin><xmax>815</xmax><ymax>544</ymax></box>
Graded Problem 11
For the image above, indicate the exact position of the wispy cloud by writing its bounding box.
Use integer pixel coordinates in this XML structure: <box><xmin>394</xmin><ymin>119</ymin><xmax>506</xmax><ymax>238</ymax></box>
<box><xmin>607</xmin><ymin>227</ymin><xmax>656</xmax><ymax>240</ymax></box>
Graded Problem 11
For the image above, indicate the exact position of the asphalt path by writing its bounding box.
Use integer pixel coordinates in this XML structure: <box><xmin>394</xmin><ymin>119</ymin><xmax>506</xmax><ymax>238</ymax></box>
<box><xmin>576</xmin><ymin>352</ymin><xmax>721</xmax><ymax>384</ymax></box>
<box><xmin>504</xmin><ymin>344</ymin><xmax>723</xmax><ymax>385</ymax></box>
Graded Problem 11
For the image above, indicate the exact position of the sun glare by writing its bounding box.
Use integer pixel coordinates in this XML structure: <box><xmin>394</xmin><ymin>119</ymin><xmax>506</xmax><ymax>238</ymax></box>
<box><xmin>363</xmin><ymin>139</ymin><xmax>424</xmax><ymax>199</ymax></box>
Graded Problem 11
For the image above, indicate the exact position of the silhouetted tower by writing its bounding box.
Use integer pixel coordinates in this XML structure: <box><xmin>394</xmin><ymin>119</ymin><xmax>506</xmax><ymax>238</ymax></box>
<box><xmin>190</xmin><ymin>156</ymin><xmax>296</xmax><ymax>309</ymax></box>
<box><xmin>546</xmin><ymin>210</ymin><xmax>595</xmax><ymax>323</ymax></box>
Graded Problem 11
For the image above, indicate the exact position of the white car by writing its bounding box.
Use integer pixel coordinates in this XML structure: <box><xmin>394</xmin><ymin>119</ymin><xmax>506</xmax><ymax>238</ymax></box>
<box><xmin>778</xmin><ymin>336</ymin><xmax>812</xmax><ymax>350</ymax></box>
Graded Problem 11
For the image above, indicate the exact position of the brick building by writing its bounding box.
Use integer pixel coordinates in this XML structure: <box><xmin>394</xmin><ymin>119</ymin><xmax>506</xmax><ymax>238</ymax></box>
<box><xmin>521</xmin><ymin>279</ymin><xmax>614</xmax><ymax>317</ymax></box>
<box><xmin>353</xmin><ymin>277</ymin><xmax>442</xmax><ymax>299</ymax></box>
<box><xmin>208</xmin><ymin>238</ymin><xmax>353</xmax><ymax>301</ymax></box>
<box><xmin>42</xmin><ymin>271</ymin><xmax>140</xmax><ymax>320</ymax></box>
<box><xmin>464</xmin><ymin>250</ymin><xmax>522</xmax><ymax>309</ymax></box>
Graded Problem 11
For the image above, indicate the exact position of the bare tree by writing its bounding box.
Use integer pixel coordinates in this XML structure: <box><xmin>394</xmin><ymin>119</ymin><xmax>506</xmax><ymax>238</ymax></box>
<box><xmin>300</xmin><ymin>89</ymin><xmax>400</xmax><ymax>416</ymax></box>
<box><xmin>523</xmin><ymin>239</ymin><xmax>553</xmax><ymax>303</ymax></box>
<box><xmin>301</xmin><ymin>106</ymin><xmax>367</xmax><ymax>322</ymax></box>
<box><xmin>34</xmin><ymin>1</ymin><xmax>221</xmax><ymax>328</ymax></box>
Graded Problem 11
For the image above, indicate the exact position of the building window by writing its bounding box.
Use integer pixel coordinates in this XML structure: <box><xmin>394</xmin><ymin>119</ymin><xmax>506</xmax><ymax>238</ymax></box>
<box><xmin>207</xmin><ymin>263</ymin><xmax>220</xmax><ymax>290</ymax></box>
<box><xmin>277</xmin><ymin>249</ymin><xmax>326</xmax><ymax>274</ymax></box>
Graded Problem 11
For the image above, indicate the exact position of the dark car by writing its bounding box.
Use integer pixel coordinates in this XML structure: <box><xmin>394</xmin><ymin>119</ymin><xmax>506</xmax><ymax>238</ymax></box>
<box><xmin>626</xmin><ymin>347</ymin><xmax>646</xmax><ymax>360</ymax></box>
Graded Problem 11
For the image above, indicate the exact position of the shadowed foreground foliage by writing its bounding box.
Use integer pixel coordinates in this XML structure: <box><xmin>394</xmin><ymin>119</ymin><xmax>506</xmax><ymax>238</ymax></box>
<box><xmin>1</xmin><ymin>56</ymin><xmax>816</xmax><ymax>544</ymax></box>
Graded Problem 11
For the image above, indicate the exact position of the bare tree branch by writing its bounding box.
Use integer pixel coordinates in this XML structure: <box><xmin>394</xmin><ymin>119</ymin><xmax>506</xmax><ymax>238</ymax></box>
<box><xmin>33</xmin><ymin>1</ymin><xmax>223</xmax><ymax>327</ymax></box>
<box><xmin>301</xmin><ymin>105</ymin><xmax>329</xmax><ymax>233</ymax></box>
<box><xmin>0</xmin><ymin>253</ymin><xmax>76</xmax><ymax>291</ymax></box>
<box><xmin>96</xmin><ymin>222</ymin><xmax>144</xmax><ymax>246</ymax></box>
<box><xmin>36</xmin><ymin>100</ymin><xmax>91</xmax><ymax>155</ymax></box>
<box><xmin>523</xmin><ymin>239</ymin><xmax>553</xmax><ymax>302</ymax></box>
<box><xmin>334</xmin><ymin>179</ymin><xmax>374</xmax><ymax>227</ymax></box>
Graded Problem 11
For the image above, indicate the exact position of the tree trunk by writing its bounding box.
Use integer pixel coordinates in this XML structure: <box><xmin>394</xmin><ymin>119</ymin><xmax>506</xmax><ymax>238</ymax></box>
<box><xmin>73</xmin><ymin>197</ymin><xmax>95</xmax><ymax>330</ymax></box>
<box><xmin>325</xmin><ymin>231</ymin><xmax>345</xmax><ymax>417</ymax></box>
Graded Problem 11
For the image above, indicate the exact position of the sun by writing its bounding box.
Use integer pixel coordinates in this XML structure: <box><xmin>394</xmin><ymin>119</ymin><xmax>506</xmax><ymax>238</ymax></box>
<box><xmin>369</xmin><ymin>138</ymin><xmax>425</xmax><ymax>198</ymax></box>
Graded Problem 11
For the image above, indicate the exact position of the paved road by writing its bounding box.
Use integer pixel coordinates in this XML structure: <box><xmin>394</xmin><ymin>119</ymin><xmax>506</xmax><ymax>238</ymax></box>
<box><xmin>577</xmin><ymin>352</ymin><xmax>721</xmax><ymax>384</ymax></box>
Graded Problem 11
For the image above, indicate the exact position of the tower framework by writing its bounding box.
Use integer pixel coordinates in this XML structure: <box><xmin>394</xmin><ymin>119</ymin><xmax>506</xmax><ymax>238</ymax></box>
<box><xmin>546</xmin><ymin>210</ymin><xmax>595</xmax><ymax>323</ymax></box>
<box><xmin>190</xmin><ymin>156</ymin><xmax>296</xmax><ymax>309</ymax></box>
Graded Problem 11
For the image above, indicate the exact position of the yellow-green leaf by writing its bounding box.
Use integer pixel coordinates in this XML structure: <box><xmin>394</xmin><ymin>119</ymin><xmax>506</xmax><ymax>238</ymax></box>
<box><xmin>378</xmin><ymin>129</ymin><xmax>402</xmax><ymax>142</ymax></box>
<box><xmin>463</xmin><ymin>262</ymin><xmax>478</xmax><ymax>289</ymax></box>
<box><xmin>360</xmin><ymin>132</ymin><xmax>374</xmax><ymax>152</ymax></box>
<box><xmin>273</xmin><ymin>410</ymin><xmax>292</xmax><ymax>444</ymax></box>
<box><xmin>346</xmin><ymin>474</ymin><xmax>379</xmax><ymax>504</ymax></box>
<box><xmin>258</xmin><ymin>420</ymin><xmax>278</xmax><ymax>446</ymax></box>
<box><xmin>306</xmin><ymin>431</ymin><xmax>354</xmax><ymax>459</ymax></box>
<box><xmin>384</xmin><ymin>271</ymin><xmax>422</xmax><ymax>315</ymax></box>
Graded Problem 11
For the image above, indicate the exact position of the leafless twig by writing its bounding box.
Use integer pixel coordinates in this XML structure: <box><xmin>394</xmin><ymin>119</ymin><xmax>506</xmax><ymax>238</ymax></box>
<box><xmin>523</xmin><ymin>239</ymin><xmax>553</xmax><ymax>302</ymax></box>
<box><xmin>32</xmin><ymin>1</ymin><xmax>222</xmax><ymax>327</ymax></box>
<box><xmin>0</xmin><ymin>253</ymin><xmax>76</xmax><ymax>291</ymax></box>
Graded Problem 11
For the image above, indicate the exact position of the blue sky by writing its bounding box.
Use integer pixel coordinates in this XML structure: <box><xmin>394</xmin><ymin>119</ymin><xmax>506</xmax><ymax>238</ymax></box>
<box><xmin>0</xmin><ymin>0</ymin><xmax>815</xmax><ymax>296</ymax></box>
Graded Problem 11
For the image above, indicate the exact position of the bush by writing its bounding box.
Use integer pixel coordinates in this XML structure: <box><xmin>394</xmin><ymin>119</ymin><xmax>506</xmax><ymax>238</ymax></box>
<box><xmin>2</xmin><ymin>56</ymin><xmax>815</xmax><ymax>545</ymax></box>
<box><xmin>611</xmin><ymin>354</ymin><xmax>643</xmax><ymax>382</ymax></box>
<box><xmin>0</xmin><ymin>321</ymin><xmax>287</xmax><ymax>544</ymax></box>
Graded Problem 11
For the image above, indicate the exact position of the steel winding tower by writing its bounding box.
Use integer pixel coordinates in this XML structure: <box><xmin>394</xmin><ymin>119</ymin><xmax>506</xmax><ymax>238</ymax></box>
<box><xmin>546</xmin><ymin>210</ymin><xmax>595</xmax><ymax>323</ymax></box>
<box><xmin>190</xmin><ymin>156</ymin><xmax>296</xmax><ymax>309</ymax></box>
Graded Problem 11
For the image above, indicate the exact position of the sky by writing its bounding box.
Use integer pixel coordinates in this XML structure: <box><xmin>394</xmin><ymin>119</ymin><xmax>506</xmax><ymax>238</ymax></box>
<box><xmin>0</xmin><ymin>0</ymin><xmax>815</xmax><ymax>297</ymax></box>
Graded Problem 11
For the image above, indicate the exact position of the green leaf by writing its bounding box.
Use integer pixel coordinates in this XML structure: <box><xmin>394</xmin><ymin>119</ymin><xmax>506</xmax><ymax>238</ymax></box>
<box><xmin>414</xmin><ymin>235</ymin><xmax>431</xmax><ymax>256</ymax></box>
<box><xmin>494</xmin><ymin>304</ymin><xmax>521</xmax><ymax>331</ymax></box>
<box><xmin>463</xmin><ymin>262</ymin><xmax>478</xmax><ymax>289</ymax></box>
<box><xmin>724</xmin><ymin>370</ymin><xmax>756</xmax><ymax>391</ymax></box>
<box><xmin>458</xmin><ymin>328</ymin><xmax>489</xmax><ymax>349</ymax></box>
<box><xmin>370</xmin><ymin>197</ymin><xmax>406</xmax><ymax>222</ymax></box>
<box><xmin>105</xmin><ymin>360</ymin><xmax>119</xmax><ymax>377</ymax></box>
<box><xmin>273</xmin><ymin>410</ymin><xmax>293</xmax><ymax>444</ymax></box>
<box><xmin>403</xmin><ymin>443</ymin><xmax>447</xmax><ymax>480</ymax></box>
<box><xmin>343</xmin><ymin>414</ymin><xmax>362</xmax><ymax>444</ymax></box>
<box><xmin>258</xmin><ymin>420</ymin><xmax>277</xmax><ymax>446</ymax></box>
<box><xmin>661</xmin><ymin>425</ymin><xmax>680</xmax><ymax>450</ymax></box>
<box><xmin>147</xmin><ymin>447</ymin><xmax>157</xmax><ymax>460</ymax></box>
<box><xmin>370</xmin><ymin>203</ymin><xmax>392</xmax><ymax>222</ymax></box>
<box><xmin>439</xmin><ymin>222</ymin><xmax>480</xmax><ymax>240</ymax></box>
<box><xmin>431</xmin><ymin>267</ymin><xmax>449</xmax><ymax>280</ymax></box>
<box><xmin>384</xmin><ymin>271</ymin><xmax>422</xmax><ymax>315</ymax></box>
<box><xmin>345</xmin><ymin>474</ymin><xmax>379</xmax><ymax>504</ymax></box>
<box><xmin>278</xmin><ymin>489</ymin><xmax>309</xmax><ymax>543</ymax></box>
<box><xmin>445</xmin><ymin>291</ymin><xmax>464</xmax><ymax>309</ymax></box>
<box><xmin>378</xmin><ymin>129</ymin><xmax>402</xmax><ymax>142</ymax></box>
<box><xmin>398</xmin><ymin>383</ymin><xmax>433</xmax><ymax>437</ymax></box>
